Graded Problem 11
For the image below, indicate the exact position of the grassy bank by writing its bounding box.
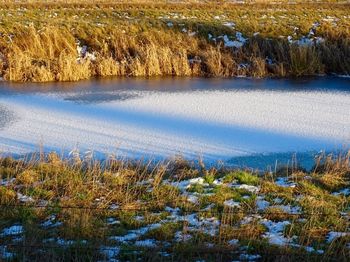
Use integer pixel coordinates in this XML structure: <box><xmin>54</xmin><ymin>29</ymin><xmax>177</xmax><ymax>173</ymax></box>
<box><xmin>0</xmin><ymin>152</ymin><xmax>349</xmax><ymax>261</ymax></box>
<box><xmin>0</xmin><ymin>2</ymin><xmax>349</xmax><ymax>82</ymax></box>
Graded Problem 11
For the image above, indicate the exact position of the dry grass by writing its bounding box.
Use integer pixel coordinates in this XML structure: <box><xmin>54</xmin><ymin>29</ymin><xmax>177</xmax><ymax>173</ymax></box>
<box><xmin>0</xmin><ymin>2</ymin><xmax>348</xmax><ymax>81</ymax></box>
<box><xmin>0</xmin><ymin>151</ymin><xmax>349</xmax><ymax>261</ymax></box>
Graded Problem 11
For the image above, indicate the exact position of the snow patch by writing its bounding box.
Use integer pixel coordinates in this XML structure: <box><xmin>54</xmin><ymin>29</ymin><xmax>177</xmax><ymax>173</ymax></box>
<box><xmin>261</xmin><ymin>219</ymin><xmax>292</xmax><ymax>246</ymax></box>
<box><xmin>134</xmin><ymin>239</ymin><xmax>158</xmax><ymax>248</ymax></box>
<box><xmin>326</xmin><ymin>231</ymin><xmax>350</xmax><ymax>243</ymax></box>
<box><xmin>110</xmin><ymin>223</ymin><xmax>162</xmax><ymax>242</ymax></box>
<box><xmin>0</xmin><ymin>246</ymin><xmax>14</xmax><ymax>259</ymax></box>
<box><xmin>17</xmin><ymin>192</ymin><xmax>34</xmax><ymax>203</ymax></box>
<box><xmin>256</xmin><ymin>199</ymin><xmax>270</xmax><ymax>211</ymax></box>
<box><xmin>224</xmin><ymin>199</ymin><xmax>240</xmax><ymax>208</ymax></box>
<box><xmin>275</xmin><ymin>177</ymin><xmax>296</xmax><ymax>188</ymax></box>
<box><xmin>175</xmin><ymin>231</ymin><xmax>192</xmax><ymax>242</ymax></box>
<box><xmin>0</xmin><ymin>225</ymin><xmax>23</xmax><ymax>237</ymax></box>
<box><xmin>100</xmin><ymin>246</ymin><xmax>120</xmax><ymax>260</ymax></box>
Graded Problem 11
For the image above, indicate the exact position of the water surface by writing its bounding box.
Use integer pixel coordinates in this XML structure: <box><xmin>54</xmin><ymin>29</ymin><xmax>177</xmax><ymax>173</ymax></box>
<box><xmin>0</xmin><ymin>77</ymin><xmax>349</xmax><ymax>170</ymax></box>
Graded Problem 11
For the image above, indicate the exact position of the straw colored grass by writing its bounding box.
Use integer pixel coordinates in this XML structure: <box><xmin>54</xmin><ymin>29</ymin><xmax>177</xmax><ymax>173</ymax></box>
<box><xmin>0</xmin><ymin>1</ymin><xmax>348</xmax><ymax>82</ymax></box>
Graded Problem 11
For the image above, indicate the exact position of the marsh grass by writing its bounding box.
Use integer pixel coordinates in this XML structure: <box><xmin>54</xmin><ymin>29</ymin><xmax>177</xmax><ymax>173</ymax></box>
<box><xmin>0</xmin><ymin>151</ymin><xmax>349</xmax><ymax>261</ymax></box>
<box><xmin>0</xmin><ymin>2</ymin><xmax>349</xmax><ymax>81</ymax></box>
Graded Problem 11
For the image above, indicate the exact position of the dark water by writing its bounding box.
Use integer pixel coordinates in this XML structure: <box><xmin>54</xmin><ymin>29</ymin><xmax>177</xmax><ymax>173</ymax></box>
<box><xmin>1</xmin><ymin>76</ymin><xmax>350</xmax><ymax>95</ymax></box>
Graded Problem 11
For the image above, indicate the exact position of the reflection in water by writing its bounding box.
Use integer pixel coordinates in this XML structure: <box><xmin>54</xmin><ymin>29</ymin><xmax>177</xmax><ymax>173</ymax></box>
<box><xmin>0</xmin><ymin>76</ymin><xmax>349</xmax><ymax>95</ymax></box>
<box><xmin>64</xmin><ymin>92</ymin><xmax>140</xmax><ymax>104</ymax></box>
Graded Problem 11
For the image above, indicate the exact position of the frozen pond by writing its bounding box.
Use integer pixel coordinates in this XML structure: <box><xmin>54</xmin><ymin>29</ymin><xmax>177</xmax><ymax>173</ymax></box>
<box><xmin>0</xmin><ymin>77</ymin><xmax>349</xmax><ymax>169</ymax></box>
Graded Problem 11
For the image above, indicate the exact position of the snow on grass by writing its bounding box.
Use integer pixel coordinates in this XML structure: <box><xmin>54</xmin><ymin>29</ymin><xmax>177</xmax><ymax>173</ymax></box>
<box><xmin>326</xmin><ymin>231</ymin><xmax>350</xmax><ymax>243</ymax></box>
<box><xmin>109</xmin><ymin>204</ymin><xmax>119</xmax><ymax>210</ymax></box>
<box><xmin>261</xmin><ymin>219</ymin><xmax>292</xmax><ymax>246</ymax></box>
<box><xmin>110</xmin><ymin>223</ymin><xmax>162</xmax><ymax>243</ymax></box>
<box><xmin>164</xmin><ymin>212</ymin><xmax>220</xmax><ymax>237</ymax></box>
<box><xmin>42</xmin><ymin>237</ymin><xmax>82</xmax><ymax>247</ymax></box>
<box><xmin>256</xmin><ymin>198</ymin><xmax>270</xmax><ymax>211</ymax></box>
<box><xmin>233</xmin><ymin>184</ymin><xmax>260</xmax><ymax>193</ymax></box>
<box><xmin>134</xmin><ymin>215</ymin><xmax>144</xmax><ymax>222</ymax></box>
<box><xmin>187</xmin><ymin>194</ymin><xmax>199</xmax><ymax>204</ymax></box>
<box><xmin>175</xmin><ymin>231</ymin><xmax>192</xmax><ymax>242</ymax></box>
<box><xmin>223</xmin><ymin>22</ymin><xmax>235</xmax><ymax>28</ymax></box>
<box><xmin>303</xmin><ymin>246</ymin><xmax>324</xmax><ymax>254</ymax></box>
<box><xmin>275</xmin><ymin>177</ymin><xmax>296</xmax><ymax>188</ymax></box>
<box><xmin>0</xmin><ymin>178</ymin><xmax>15</xmax><ymax>186</ymax></box>
<box><xmin>0</xmin><ymin>246</ymin><xmax>14</xmax><ymax>259</ymax></box>
<box><xmin>56</xmin><ymin>238</ymin><xmax>76</xmax><ymax>246</ymax></box>
<box><xmin>0</xmin><ymin>225</ymin><xmax>23</xmax><ymax>237</ymax></box>
<box><xmin>241</xmin><ymin>215</ymin><xmax>262</xmax><ymax>225</ymax></box>
<box><xmin>107</xmin><ymin>218</ymin><xmax>121</xmax><ymax>225</ymax></box>
<box><xmin>158</xmin><ymin>251</ymin><xmax>171</xmax><ymax>257</ymax></box>
<box><xmin>332</xmin><ymin>188</ymin><xmax>350</xmax><ymax>196</ymax></box>
<box><xmin>169</xmin><ymin>177</ymin><xmax>205</xmax><ymax>191</ymax></box>
<box><xmin>16</xmin><ymin>192</ymin><xmax>34</xmax><ymax>203</ymax></box>
<box><xmin>270</xmin><ymin>204</ymin><xmax>301</xmax><ymax>214</ymax></box>
<box><xmin>223</xmin><ymin>199</ymin><xmax>240</xmax><ymax>208</ymax></box>
<box><xmin>134</xmin><ymin>239</ymin><xmax>158</xmax><ymax>248</ymax></box>
<box><xmin>165</xmin><ymin>206</ymin><xmax>181</xmax><ymax>214</ymax></box>
<box><xmin>213</xmin><ymin>178</ymin><xmax>224</xmax><ymax>186</ymax></box>
<box><xmin>100</xmin><ymin>246</ymin><xmax>120</xmax><ymax>260</ymax></box>
<box><xmin>41</xmin><ymin>215</ymin><xmax>63</xmax><ymax>228</ymax></box>
<box><xmin>239</xmin><ymin>253</ymin><xmax>261</xmax><ymax>261</ymax></box>
<box><xmin>223</xmin><ymin>35</ymin><xmax>244</xmax><ymax>48</ymax></box>
<box><xmin>228</xmin><ymin>239</ymin><xmax>239</xmax><ymax>246</ymax></box>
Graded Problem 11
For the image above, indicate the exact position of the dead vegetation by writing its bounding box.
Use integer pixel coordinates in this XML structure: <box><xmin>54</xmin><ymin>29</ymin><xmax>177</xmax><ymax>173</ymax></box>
<box><xmin>0</xmin><ymin>2</ymin><xmax>348</xmax><ymax>82</ymax></box>
<box><xmin>0</xmin><ymin>151</ymin><xmax>349</xmax><ymax>261</ymax></box>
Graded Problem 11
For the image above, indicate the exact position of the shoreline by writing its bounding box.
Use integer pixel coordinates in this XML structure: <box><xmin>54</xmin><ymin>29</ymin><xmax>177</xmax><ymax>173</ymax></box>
<box><xmin>0</xmin><ymin>73</ymin><xmax>350</xmax><ymax>84</ymax></box>
<box><xmin>0</xmin><ymin>2</ymin><xmax>349</xmax><ymax>82</ymax></box>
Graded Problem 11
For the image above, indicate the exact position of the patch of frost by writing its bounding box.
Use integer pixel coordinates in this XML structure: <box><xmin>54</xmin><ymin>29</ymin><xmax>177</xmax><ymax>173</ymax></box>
<box><xmin>261</xmin><ymin>219</ymin><xmax>292</xmax><ymax>246</ymax></box>
<box><xmin>56</xmin><ymin>238</ymin><xmax>75</xmax><ymax>246</ymax></box>
<box><xmin>239</xmin><ymin>253</ymin><xmax>261</xmax><ymax>261</ymax></box>
<box><xmin>234</xmin><ymin>184</ymin><xmax>260</xmax><ymax>193</ymax></box>
<box><xmin>170</xmin><ymin>177</ymin><xmax>204</xmax><ymax>191</ymax></box>
<box><xmin>228</xmin><ymin>239</ymin><xmax>239</xmax><ymax>245</ymax></box>
<box><xmin>110</xmin><ymin>223</ymin><xmax>162</xmax><ymax>242</ymax></box>
<box><xmin>17</xmin><ymin>193</ymin><xmax>34</xmax><ymax>203</ymax></box>
<box><xmin>187</xmin><ymin>195</ymin><xmax>199</xmax><ymax>204</ymax></box>
<box><xmin>213</xmin><ymin>178</ymin><xmax>223</xmax><ymax>185</ymax></box>
<box><xmin>326</xmin><ymin>231</ymin><xmax>350</xmax><ymax>243</ymax></box>
<box><xmin>107</xmin><ymin>218</ymin><xmax>120</xmax><ymax>225</ymax></box>
<box><xmin>100</xmin><ymin>246</ymin><xmax>120</xmax><ymax>260</ymax></box>
<box><xmin>256</xmin><ymin>198</ymin><xmax>270</xmax><ymax>211</ymax></box>
<box><xmin>224</xmin><ymin>199</ymin><xmax>240</xmax><ymax>208</ymax></box>
<box><xmin>0</xmin><ymin>225</ymin><xmax>23</xmax><ymax>237</ymax></box>
<box><xmin>270</xmin><ymin>204</ymin><xmax>301</xmax><ymax>214</ymax></box>
<box><xmin>0</xmin><ymin>246</ymin><xmax>14</xmax><ymax>259</ymax></box>
<box><xmin>109</xmin><ymin>204</ymin><xmax>119</xmax><ymax>210</ymax></box>
<box><xmin>41</xmin><ymin>215</ymin><xmax>63</xmax><ymax>228</ymax></box>
<box><xmin>175</xmin><ymin>231</ymin><xmax>192</xmax><ymax>242</ymax></box>
<box><xmin>275</xmin><ymin>177</ymin><xmax>296</xmax><ymax>188</ymax></box>
<box><xmin>134</xmin><ymin>239</ymin><xmax>157</xmax><ymax>248</ymax></box>
<box><xmin>223</xmin><ymin>22</ymin><xmax>235</xmax><ymax>28</ymax></box>
<box><xmin>0</xmin><ymin>178</ymin><xmax>15</xmax><ymax>186</ymax></box>
<box><xmin>223</xmin><ymin>35</ymin><xmax>243</xmax><ymax>48</ymax></box>
<box><xmin>332</xmin><ymin>188</ymin><xmax>350</xmax><ymax>196</ymax></box>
